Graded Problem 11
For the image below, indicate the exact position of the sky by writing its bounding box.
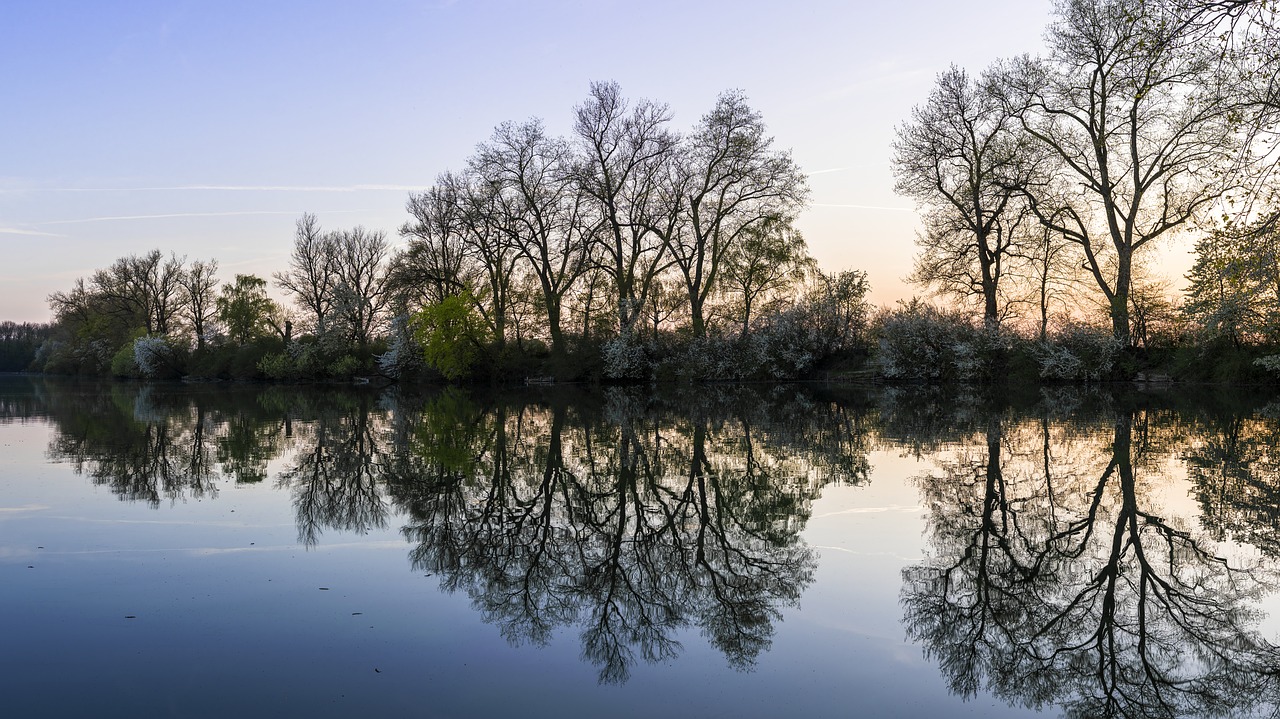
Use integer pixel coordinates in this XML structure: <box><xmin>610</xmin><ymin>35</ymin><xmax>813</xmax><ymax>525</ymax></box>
<box><xmin>0</xmin><ymin>0</ymin><xmax>1078</xmax><ymax>324</ymax></box>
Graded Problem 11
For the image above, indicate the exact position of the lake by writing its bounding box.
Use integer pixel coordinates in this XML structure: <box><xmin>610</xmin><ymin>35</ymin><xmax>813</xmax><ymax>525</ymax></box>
<box><xmin>3</xmin><ymin>375</ymin><xmax>1280</xmax><ymax>718</ymax></box>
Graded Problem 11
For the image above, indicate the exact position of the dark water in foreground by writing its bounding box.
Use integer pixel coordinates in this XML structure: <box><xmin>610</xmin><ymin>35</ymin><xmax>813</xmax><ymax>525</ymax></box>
<box><xmin>3</xmin><ymin>376</ymin><xmax>1280</xmax><ymax>718</ymax></box>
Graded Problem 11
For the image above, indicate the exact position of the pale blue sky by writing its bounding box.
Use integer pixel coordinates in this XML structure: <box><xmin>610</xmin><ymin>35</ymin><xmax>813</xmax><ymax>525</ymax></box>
<box><xmin>0</xmin><ymin>0</ymin><xmax>1058</xmax><ymax>322</ymax></box>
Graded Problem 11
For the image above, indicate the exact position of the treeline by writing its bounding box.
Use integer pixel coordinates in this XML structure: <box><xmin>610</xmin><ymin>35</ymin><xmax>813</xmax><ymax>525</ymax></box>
<box><xmin>0</xmin><ymin>322</ymin><xmax>53</xmax><ymax>371</ymax></box>
<box><xmin>888</xmin><ymin>0</ymin><xmax>1280</xmax><ymax>383</ymax></box>
<box><xmin>33</xmin><ymin>83</ymin><xmax>873</xmax><ymax>383</ymax></box>
<box><xmin>22</xmin><ymin>0</ymin><xmax>1280</xmax><ymax>385</ymax></box>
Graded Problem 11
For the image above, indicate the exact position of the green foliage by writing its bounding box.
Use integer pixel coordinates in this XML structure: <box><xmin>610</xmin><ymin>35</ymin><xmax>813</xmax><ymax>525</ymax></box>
<box><xmin>217</xmin><ymin>274</ymin><xmax>282</xmax><ymax>346</ymax></box>
<box><xmin>412</xmin><ymin>294</ymin><xmax>483</xmax><ymax>381</ymax></box>
<box><xmin>327</xmin><ymin>354</ymin><xmax>362</xmax><ymax>380</ymax></box>
<box><xmin>257</xmin><ymin>351</ymin><xmax>297</xmax><ymax>381</ymax></box>
<box><xmin>110</xmin><ymin>341</ymin><xmax>141</xmax><ymax>378</ymax></box>
<box><xmin>1184</xmin><ymin>218</ymin><xmax>1280</xmax><ymax>345</ymax></box>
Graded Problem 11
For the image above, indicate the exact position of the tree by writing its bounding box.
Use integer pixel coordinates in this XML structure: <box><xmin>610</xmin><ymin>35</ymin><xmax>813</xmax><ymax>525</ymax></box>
<box><xmin>217</xmin><ymin>274</ymin><xmax>285</xmax><ymax>345</ymax></box>
<box><xmin>894</xmin><ymin>65</ymin><xmax>1035</xmax><ymax>329</ymax></box>
<box><xmin>1003</xmin><ymin>0</ymin><xmax>1257</xmax><ymax>345</ymax></box>
<box><xmin>328</xmin><ymin>226</ymin><xmax>390</xmax><ymax>350</ymax></box>
<box><xmin>1184</xmin><ymin>216</ymin><xmax>1280</xmax><ymax>344</ymax></box>
<box><xmin>572</xmin><ymin>81</ymin><xmax>678</xmax><ymax>338</ymax></box>
<box><xmin>180</xmin><ymin>259</ymin><xmax>219</xmax><ymax>350</ymax></box>
<box><xmin>652</xmin><ymin>91</ymin><xmax>808</xmax><ymax>338</ymax></box>
<box><xmin>412</xmin><ymin>293</ymin><xmax>484</xmax><ymax>380</ymax></box>
<box><xmin>720</xmin><ymin>216</ymin><xmax>812</xmax><ymax>338</ymax></box>
<box><xmin>275</xmin><ymin>213</ymin><xmax>337</xmax><ymax>336</ymax></box>
<box><xmin>472</xmin><ymin>120</ymin><xmax>590</xmax><ymax>359</ymax></box>
<box><xmin>398</xmin><ymin>171</ymin><xmax>522</xmax><ymax>349</ymax></box>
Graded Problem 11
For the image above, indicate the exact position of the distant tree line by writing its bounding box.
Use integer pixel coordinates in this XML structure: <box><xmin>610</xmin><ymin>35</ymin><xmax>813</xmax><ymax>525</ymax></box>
<box><xmin>18</xmin><ymin>0</ymin><xmax>1280</xmax><ymax>385</ymax></box>
<box><xmin>0</xmin><ymin>322</ymin><xmax>53</xmax><ymax>371</ymax></box>
<box><xmin>29</xmin><ymin>85</ymin><xmax>872</xmax><ymax>383</ymax></box>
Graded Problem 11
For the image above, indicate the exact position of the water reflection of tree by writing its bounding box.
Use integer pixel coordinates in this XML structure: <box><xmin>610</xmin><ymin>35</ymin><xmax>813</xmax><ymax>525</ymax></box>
<box><xmin>1183</xmin><ymin>410</ymin><xmax>1280</xmax><ymax>557</ymax></box>
<box><xmin>275</xmin><ymin>392</ymin><xmax>390</xmax><ymax>546</ymax></box>
<box><xmin>22</xmin><ymin>377</ymin><xmax>859</xmax><ymax>684</ymax></box>
<box><xmin>386</xmin><ymin>387</ymin><xmax>855</xmax><ymax>683</ymax></box>
<box><xmin>904</xmin><ymin>400</ymin><xmax>1280</xmax><ymax>718</ymax></box>
<box><xmin>44</xmin><ymin>383</ymin><xmax>221</xmax><ymax>505</ymax></box>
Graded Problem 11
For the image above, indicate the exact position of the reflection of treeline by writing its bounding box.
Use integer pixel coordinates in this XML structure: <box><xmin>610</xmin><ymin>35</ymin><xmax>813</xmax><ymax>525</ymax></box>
<box><xmin>21</xmin><ymin>375</ymin><xmax>1280</xmax><ymax>695</ymax></box>
<box><xmin>22</xmin><ymin>377</ymin><xmax>869</xmax><ymax>681</ymax></box>
<box><xmin>902</xmin><ymin>389</ymin><xmax>1280</xmax><ymax>718</ymax></box>
<box><xmin>386</xmin><ymin>389</ymin><xmax>842</xmax><ymax>681</ymax></box>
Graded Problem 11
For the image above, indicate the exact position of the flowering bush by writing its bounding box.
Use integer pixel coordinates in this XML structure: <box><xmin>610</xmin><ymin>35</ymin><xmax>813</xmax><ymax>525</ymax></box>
<box><xmin>1034</xmin><ymin>322</ymin><xmax>1123</xmax><ymax>381</ymax></box>
<box><xmin>876</xmin><ymin>301</ymin><xmax>996</xmax><ymax>381</ymax></box>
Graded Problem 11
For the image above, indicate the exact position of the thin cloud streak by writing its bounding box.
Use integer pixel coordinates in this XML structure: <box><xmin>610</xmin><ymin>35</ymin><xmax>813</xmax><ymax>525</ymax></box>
<box><xmin>807</xmin><ymin>167</ymin><xmax>848</xmax><ymax>175</ymax></box>
<box><xmin>0</xmin><ymin>227</ymin><xmax>63</xmax><ymax>237</ymax></box>
<box><xmin>44</xmin><ymin>209</ymin><xmax>377</xmax><ymax>225</ymax></box>
<box><xmin>2</xmin><ymin>184</ymin><xmax>426</xmax><ymax>194</ymax></box>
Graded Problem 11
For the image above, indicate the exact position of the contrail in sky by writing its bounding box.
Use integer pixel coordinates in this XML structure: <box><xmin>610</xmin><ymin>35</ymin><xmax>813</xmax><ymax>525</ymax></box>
<box><xmin>0</xmin><ymin>227</ymin><xmax>64</xmax><ymax>237</ymax></box>
<box><xmin>44</xmin><ymin>209</ymin><xmax>375</xmax><ymax>225</ymax></box>
<box><xmin>1</xmin><ymin>184</ymin><xmax>425</xmax><ymax>194</ymax></box>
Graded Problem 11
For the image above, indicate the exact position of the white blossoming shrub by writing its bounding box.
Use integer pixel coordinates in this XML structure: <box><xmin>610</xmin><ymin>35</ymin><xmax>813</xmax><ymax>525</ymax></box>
<box><xmin>877</xmin><ymin>302</ymin><xmax>990</xmax><ymax>381</ymax></box>
<box><xmin>133</xmin><ymin>335</ymin><xmax>180</xmax><ymax>379</ymax></box>
<box><xmin>750</xmin><ymin>307</ymin><xmax>818</xmax><ymax>379</ymax></box>
<box><xmin>602</xmin><ymin>333</ymin><xmax>649</xmax><ymax>380</ymax></box>
<box><xmin>377</xmin><ymin>315</ymin><xmax>425</xmax><ymax>379</ymax></box>
<box><xmin>1254</xmin><ymin>355</ymin><xmax>1280</xmax><ymax>375</ymax></box>
<box><xmin>1034</xmin><ymin>323</ymin><xmax>1123</xmax><ymax>381</ymax></box>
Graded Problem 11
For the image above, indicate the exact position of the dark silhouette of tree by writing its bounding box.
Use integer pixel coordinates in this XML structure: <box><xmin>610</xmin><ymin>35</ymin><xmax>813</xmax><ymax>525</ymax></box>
<box><xmin>275</xmin><ymin>213</ymin><xmax>336</xmax><ymax>336</ymax></box>
<box><xmin>472</xmin><ymin>120</ymin><xmax>590</xmax><ymax>361</ymax></box>
<box><xmin>572</xmin><ymin>80</ymin><xmax>678</xmax><ymax>338</ymax></box>
<box><xmin>894</xmin><ymin>65</ymin><xmax>1036</xmax><ymax>329</ymax></box>
<box><xmin>650</xmin><ymin>91</ymin><xmax>808</xmax><ymax>338</ymax></box>
<box><xmin>179</xmin><ymin>258</ymin><xmax>219</xmax><ymax>351</ymax></box>
<box><xmin>1002</xmin><ymin>0</ymin><xmax>1257</xmax><ymax>344</ymax></box>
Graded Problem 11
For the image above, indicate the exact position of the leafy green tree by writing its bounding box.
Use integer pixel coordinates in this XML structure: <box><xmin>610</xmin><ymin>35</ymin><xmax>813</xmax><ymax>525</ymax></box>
<box><xmin>1184</xmin><ymin>216</ymin><xmax>1280</xmax><ymax>345</ymax></box>
<box><xmin>216</xmin><ymin>274</ymin><xmax>285</xmax><ymax>346</ymax></box>
<box><xmin>412</xmin><ymin>292</ymin><xmax>484</xmax><ymax>380</ymax></box>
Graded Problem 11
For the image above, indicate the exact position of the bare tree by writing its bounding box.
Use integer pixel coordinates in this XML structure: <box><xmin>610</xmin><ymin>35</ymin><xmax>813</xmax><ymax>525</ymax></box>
<box><xmin>1002</xmin><ymin>0</ymin><xmax>1257</xmax><ymax>344</ymax></box>
<box><xmin>894</xmin><ymin>66</ymin><xmax>1035</xmax><ymax>329</ymax></box>
<box><xmin>329</xmin><ymin>226</ymin><xmax>390</xmax><ymax>350</ymax></box>
<box><xmin>651</xmin><ymin>91</ymin><xmax>808</xmax><ymax>338</ymax></box>
<box><xmin>275</xmin><ymin>213</ymin><xmax>337</xmax><ymax>336</ymax></box>
<box><xmin>573</xmin><ymin>81</ymin><xmax>678</xmax><ymax>338</ymax></box>
<box><xmin>472</xmin><ymin>119</ymin><xmax>591</xmax><ymax>359</ymax></box>
<box><xmin>180</xmin><ymin>259</ymin><xmax>219</xmax><ymax>350</ymax></box>
<box><xmin>394</xmin><ymin>183</ymin><xmax>472</xmax><ymax>309</ymax></box>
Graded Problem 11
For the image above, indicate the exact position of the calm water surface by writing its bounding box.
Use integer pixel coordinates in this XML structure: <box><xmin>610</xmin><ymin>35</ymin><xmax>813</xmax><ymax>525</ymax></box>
<box><xmin>3</xmin><ymin>376</ymin><xmax>1280</xmax><ymax>718</ymax></box>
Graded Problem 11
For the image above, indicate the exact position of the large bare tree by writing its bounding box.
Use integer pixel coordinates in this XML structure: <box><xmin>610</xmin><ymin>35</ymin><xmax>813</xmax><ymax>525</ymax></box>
<box><xmin>180</xmin><ymin>259</ymin><xmax>219</xmax><ymax>350</ymax></box>
<box><xmin>275</xmin><ymin>213</ymin><xmax>337</xmax><ymax>336</ymax></box>
<box><xmin>1003</xmin><ymin>0</ymin><xmax>1257</xmax><ymax>344</ymax></box>
<box><xmin>472</xmin><ymin>119</ymin><xmax>591</xmax><ymax>358</ymax></box>
<box><xmin>651</xmin><ymin>91</ymin><xmax>808</xmax><ymax>338</ymax></box>
<box><xmin>894</xmin><ymin>65</ymin><xmax>1035</xmax><ymax>329</ymax></box>
<box><xmin>572</xmin><ymin>81</ymin><xmax>678</xmax><ymax>338</ymax></box>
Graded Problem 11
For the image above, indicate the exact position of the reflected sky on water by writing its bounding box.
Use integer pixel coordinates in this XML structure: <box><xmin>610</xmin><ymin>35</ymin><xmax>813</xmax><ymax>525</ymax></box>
<box><xmin>3</xmin><ymin>376</ymin><xmax>1280</xmax><ymax>718</ymax></box>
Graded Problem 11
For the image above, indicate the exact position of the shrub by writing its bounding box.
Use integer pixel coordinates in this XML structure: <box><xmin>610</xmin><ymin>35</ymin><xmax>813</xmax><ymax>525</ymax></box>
<box><xmin>110</xmin><ymin>341</ymin><xmax>141</xmax><ymax>378</ymax></box>
<box><xmin>876</xmin><ymin>300</ymin><xmax>1000</xmax><ymax>382</ymax></box>
<box><xmin>1034</xmin><ymin>322</ymin><xmax>1124</xmax><ymax>381</ymax></box>
<box><xmin>133</xmin><ymin>335</ymin><xmax>186</xmax><ymax>379</ymax></box>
